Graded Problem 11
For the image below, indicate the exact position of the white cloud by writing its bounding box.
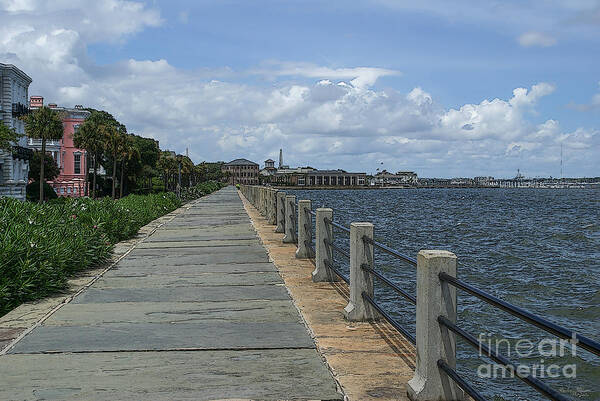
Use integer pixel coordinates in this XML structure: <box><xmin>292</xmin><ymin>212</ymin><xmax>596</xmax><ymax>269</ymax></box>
<box><xmin>406</xmin><ymin>87</ymin><xmax>432</xmax><ymax>107</ymax></box>
<box><xmin>0</xmin><ymin>1</ymin><xmax>597</xmax><ymax>177</ymax></box>
<box><xmin>254</xmin><ymin>62</ymin><xmax>401</xmax><ymax>89</ymax></box>
<box><xmin>518</xmin><ymin>31</ymin><xmax>557</xmax><ymax>47</ymax></box>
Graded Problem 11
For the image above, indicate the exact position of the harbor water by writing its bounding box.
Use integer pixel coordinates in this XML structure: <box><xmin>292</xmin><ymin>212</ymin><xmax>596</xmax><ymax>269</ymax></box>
<box><xmin>288</xmin><ymin>188</ymin><xmax>600</xmax><ymax>401</ymax></box>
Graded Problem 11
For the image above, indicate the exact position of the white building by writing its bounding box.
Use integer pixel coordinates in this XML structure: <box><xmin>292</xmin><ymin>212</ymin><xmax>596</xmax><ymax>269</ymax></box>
<box><xmin>0</xmin><ymin>64</ymin><xmax>32</xmax><ymax>200</ymax></box>
<box><xmin>372</xmin><ymin>170</ymin><xmax>418</xmax><ymax>186</ymax></box>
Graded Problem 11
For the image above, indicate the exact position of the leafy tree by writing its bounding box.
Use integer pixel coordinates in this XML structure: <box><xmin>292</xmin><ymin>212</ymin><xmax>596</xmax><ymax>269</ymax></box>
<box><xmin>126</xmin><ymin>134</ymin><xmax>159</xmax><ymax>193</ymax></box>
<box><xmin>23</xmin><ymin>107</ymin><xmax>64</xmax><ymax>202</ymax></box>
<box><xmin>157</xmin><ymin>151</ymin><xmax>178</xmax><ymax>191</ymax></box>
<box><xmin>0</xmin><ymin>123</ymin><xmax>20</xmax><ymax>151</ymax></box>
<box><xmin>203</xmin><ymin>162</ymin><xmax>226</xmax><ymax>181</ymax></box>
<box><xmin>74</xmin><ymin>110</ymin><xmax>118</xmax><ymax>198</ymax></box>
<box><xmin>176</xmin><ymin>155</ymin><xmax>195</xmax><ymax>188</ymax></box>
<box><xmin>28</xmin><ymin>152</ymin><xmax>60</xmax><ymax>181</ymax></box>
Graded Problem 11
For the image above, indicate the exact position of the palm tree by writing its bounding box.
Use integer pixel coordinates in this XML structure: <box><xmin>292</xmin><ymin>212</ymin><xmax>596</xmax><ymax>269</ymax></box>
<box><xmin>119</xmin><ymin>135</ymin><xmax>140</xmax><ymax>198</ymax></box>
<box><xmin>23</xmin><ymin>107</ymin><xmax>64</xmax><ymax>202</ymax></box>
<box><xmin>74</xmin><ymin>112</ymin><xmax>107</xmax><ymax>198</ymax></box>
<box><xmin>103</xmin><ymin>123</ymin><xmax>126</xmax><ymax>199</ymax></box>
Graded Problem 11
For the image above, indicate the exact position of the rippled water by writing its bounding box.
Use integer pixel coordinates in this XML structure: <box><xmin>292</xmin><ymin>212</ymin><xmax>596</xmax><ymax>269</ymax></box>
<box><xmin>288</xmin><ymin>188</ymin><xmax>600</xmax><ymax>401</ymax></box>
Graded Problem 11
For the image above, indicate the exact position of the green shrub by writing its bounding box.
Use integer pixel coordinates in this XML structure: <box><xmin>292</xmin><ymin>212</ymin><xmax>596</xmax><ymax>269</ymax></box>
<box><xmin>180</xmin><ymin>181</ymin><xmax>226</xmax><ymax>203</ymax></box>
<box><xmin>26</xmin><ymin>181</ymin><xmax>58</xmax><ymax>202</ymax></box>
<box><xmin>0</xmin><ymin>192</ymin><xmax>181</xmax><ymax>316</ymax></box>
<box><xmin>0</xmin><ymin>180</ymin><xmax>228</xmax><ymax>317</ymax></box>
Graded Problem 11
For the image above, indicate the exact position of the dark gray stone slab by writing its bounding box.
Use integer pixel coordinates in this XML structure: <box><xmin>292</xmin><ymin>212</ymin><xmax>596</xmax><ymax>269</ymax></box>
<box><xmin>0</xmin><ymin>350</ymin><xmax>342</xmax><ymax>400</ymax></box>
<box><xmin>135</xmin><ymin>239</ymin><xmax>261</xmax><ymax>248</ymax></box>
<box><xmin>117</xmin><ymin>252</ymin><xmax>269</xmax><ymax>265</ymax></box>
<box><xmin>93</xmin><ymin>272</ymin><xmax>283</xmax><ymax>288</ymax></box>
<box><xmin>145</xmin><ymin>233</ymin><xmax>259</xmax><ymax>242</ymax></box>
<box><xmin>106</xmin><ymin>262</ymin><xmax>278</xmax><ymax>276</ymax></box>
<box><xmin>70</xmin><ymin>285</ymin><xmax>290</xmax><ymax>303</ymax></box>
<box><xmin>9</xmin><ymin>321</ymin><xmax>315</xmax><ymax>353</ymax></box>
<box><xmin>43</xmin><ymin>300</ymin><xmax>301</xmax><ymax>326</ymax></box>
<box><xmin>157</xmin><ymin>223</ymin><xmax>253</xmax><ymax>233</ymax></box>
<box><xmin>127</xmin><ymin>244</ymin><xmax>266</xmax><ymax>257</ymax></box>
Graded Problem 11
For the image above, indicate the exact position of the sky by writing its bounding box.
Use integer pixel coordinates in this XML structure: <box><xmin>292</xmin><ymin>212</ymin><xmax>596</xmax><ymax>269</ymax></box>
<box><xmin>1</xmin><ymin>0</ymin><xmax>599</xmax><ymax>178</ymax></box>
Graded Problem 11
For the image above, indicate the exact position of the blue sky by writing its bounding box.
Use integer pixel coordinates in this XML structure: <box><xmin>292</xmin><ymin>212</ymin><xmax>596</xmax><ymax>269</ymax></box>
<box><xmin>1</xmin><ymin>0</ymin><xmax>599</xmax><ymax>177</ymax></box>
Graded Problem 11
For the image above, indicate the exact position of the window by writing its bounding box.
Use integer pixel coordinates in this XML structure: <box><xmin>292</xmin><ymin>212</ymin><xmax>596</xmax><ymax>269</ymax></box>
<box><xmin>74</xmin><ymin>153</ymin><xmax>81</xmax><ymax>174</ymax></box>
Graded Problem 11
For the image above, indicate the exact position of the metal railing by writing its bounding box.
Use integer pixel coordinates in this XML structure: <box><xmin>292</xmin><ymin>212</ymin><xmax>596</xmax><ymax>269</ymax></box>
<box><xmin>321</xmin><ymin>215</ymin><xmax>351</xmax><ymax>283</ymax></box>
<box><xmin>323</xmin><ymin>238</ymin><xmax>350</xmax><ymax>259</ymax></box>
<box><xmin>236</xmin><ymin>185</ymin><xmax>599</xmax><ymax>401</ymax></box>
<box><xmin>362</xmin><ymin>235</ymin><xmax>417</xmax><ymax>266</ymax></box>
<box><xmin>324</xmin><ymin>259</ymin><xmax>349</xmax><ymax>284</ymax></box>
<box><xmin>322</xmin><ymin>215</ymin><xmax>416</xmax><ymax>347</ymax></box>
<box><xmin>323</xmin><ymin>216</ymin><xmax>350</xmax><ymax>233</ymax></box>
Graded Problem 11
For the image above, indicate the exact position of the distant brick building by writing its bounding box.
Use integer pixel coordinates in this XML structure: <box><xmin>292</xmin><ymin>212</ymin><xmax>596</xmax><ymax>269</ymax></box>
<box><xmin>29</xmin><ymin>97</ymin><xmax>90</xmax><ymax>197</ymax></box>
<box><xmin>222</xmin><ymin>158</ymin><xmax>259</xmax><ymax>185</ymax></box>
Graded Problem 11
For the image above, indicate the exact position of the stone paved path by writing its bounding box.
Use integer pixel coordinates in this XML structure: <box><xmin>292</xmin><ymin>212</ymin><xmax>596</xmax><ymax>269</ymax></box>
<box><xmin>0</xmin><ymin>187</ymin><xmax>342</xmax><ymax>400</ymax></box>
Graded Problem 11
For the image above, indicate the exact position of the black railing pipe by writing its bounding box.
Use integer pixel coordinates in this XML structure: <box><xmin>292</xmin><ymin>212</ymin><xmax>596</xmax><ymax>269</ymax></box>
<box><xmin>436</xmin><ymin>359</ymin><xmax>487</xmax><ymax>401</ymax></box>
<box><xmin>439</xmin><ymin>272</ymin><xmax>600</xmax><ymax>358</ymax></box>
<box><xmin>361</xmin><ymin>264</ymin><xmax>416</xmax><ymax>305</ymax></box>
<box><xmin>362</xmin><ymin>236</ymin><xmax>417</xmax><ymax>266</ymax></box>
<box><xmin>323</xmin><ymin>259</ymin><xmax>349</xmax><ymax>284</ymax></box>
<box><xmin>323</xmin><ymin>217</ymin><xmax>350</xmax><ymax>234</ymax></box>
<box><xmin>362</xmin><ymin>292</ymin><xmax>416</xmax><ymax>345</ymax></box>
<box><xmin>324</xmin><ymin>238</ymin><xmax>350</xmax><ymax>259</ymax></box>
<box><xmin>438</xmin><ymin>316</ymin><xmax>571</xmax><ymax>401</ymax></box>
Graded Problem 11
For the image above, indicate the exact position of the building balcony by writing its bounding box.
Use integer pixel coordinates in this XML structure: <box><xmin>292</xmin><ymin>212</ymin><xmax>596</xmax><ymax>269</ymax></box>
<box><xmin>27</xmin><ymin>138</ymin><xmax>61</xmax><ymax>147</ymax></box>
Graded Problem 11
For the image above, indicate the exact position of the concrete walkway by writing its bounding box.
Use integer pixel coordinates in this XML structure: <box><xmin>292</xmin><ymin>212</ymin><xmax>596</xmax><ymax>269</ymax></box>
<box><xmin>0</xmin><ymin>187</ymin><xmax>342</xmax><ymax>400</ymax></box>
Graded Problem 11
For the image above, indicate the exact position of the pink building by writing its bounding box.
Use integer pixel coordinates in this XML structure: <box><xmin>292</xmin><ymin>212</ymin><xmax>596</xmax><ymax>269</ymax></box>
<box><xmin>29</xmin><ymin>97</ymin><xmax>90</xmax><ymax>197</ymax></box>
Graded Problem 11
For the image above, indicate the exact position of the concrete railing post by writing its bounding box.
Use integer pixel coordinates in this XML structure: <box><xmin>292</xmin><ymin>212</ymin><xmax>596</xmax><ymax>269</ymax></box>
<box><xmin>266</xmin><ymin>189</ymin><xmax>272</xmax><ymax>223</ymax></box>
<box><xmin>407</xmin><ymin>250</ymin><xmax>463</xmax><ymax>401</ymax></box>
<box><xmin>263</xmin><ymin>188</ymin><xmax>268</xmax><ymax>217</ymax></box>
<box><xmin>295</xmin><ymin>200</ymin><xmax>314</xmax><ymax>259</ymax></box>
<box><xmin>256</xmin><ymin>187</ymin><xmax>261</xmax><ymax>213</ymax></box>
<box><xmin>268</xmin><ymin>189</ymin><xmax>277</xmax><ymax>225</ymax></box>
<box><xmin>260</xmin><ymin>188</ymin><xmax>265</xmax><ymax>216</ymax></box>
<box><xmin>344</xmin><ymin>222</ymin><xmax>376</xmax><ymax>321</ymax></box>
<box><xmin>275</xmin><ymin>191</ymin><xmax>286</xmax><ymax>233</ymax></box>
<box><xmin>283</xmin><ymin>195</ymin><xmax>297</xmax><ymax>243</ymax></box>
<box><xmin>312</xmin><ymin>208</ymin><xmax>338</xmax><ymax>282</ymax></box>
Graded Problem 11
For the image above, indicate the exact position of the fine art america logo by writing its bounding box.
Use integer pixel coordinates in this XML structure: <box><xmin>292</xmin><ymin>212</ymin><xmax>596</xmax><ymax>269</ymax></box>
<box><xmin>476</xmin><ymin>333</ymin><xmax>579</xmax><ymax>379</ymax></box>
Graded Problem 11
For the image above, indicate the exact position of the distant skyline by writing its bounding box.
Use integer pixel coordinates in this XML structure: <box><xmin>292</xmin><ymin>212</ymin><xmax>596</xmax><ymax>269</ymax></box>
<box><xmin>1</xmin><ymin>0</ymin><xmax>598</xmax><ymax>178</ymax></box>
